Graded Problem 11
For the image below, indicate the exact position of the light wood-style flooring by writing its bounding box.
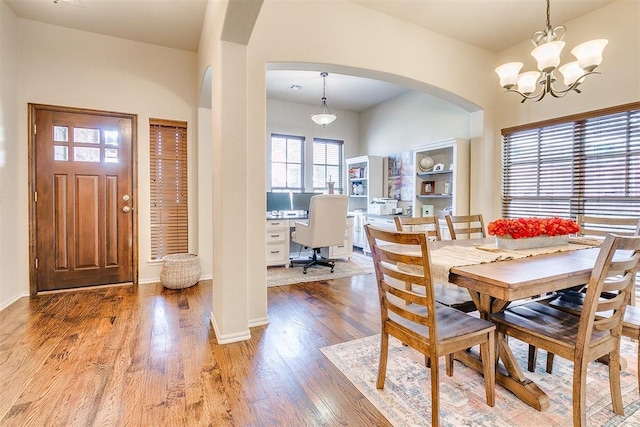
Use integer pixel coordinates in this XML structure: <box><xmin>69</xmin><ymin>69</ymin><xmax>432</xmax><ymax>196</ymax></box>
<box><xmin>0</xmin><ymin>275</ymin><xmax>391</xmax><ymax>426</ymax></box>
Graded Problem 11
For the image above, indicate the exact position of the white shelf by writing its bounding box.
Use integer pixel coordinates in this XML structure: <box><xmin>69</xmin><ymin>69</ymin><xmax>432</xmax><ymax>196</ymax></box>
<box><xmin>412</xmin><ymin>138</ymin><xmax>469</xmax><ymax>227</ymax></box>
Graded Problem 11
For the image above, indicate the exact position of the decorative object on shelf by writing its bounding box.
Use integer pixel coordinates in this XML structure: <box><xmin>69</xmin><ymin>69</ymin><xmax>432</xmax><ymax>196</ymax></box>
<box><xmin>420</xmin><ymin>181</ymin><xmax>435</xmax><ymax>195</ymax></box>
<box><xmin>444</xmin><ymin>182</ymin><xmax>452</xmax><ymax>195</ymax></box>
<box><xmin>433</xmin><ymin>163</ymin><xmax>445</xmax><ymax>172</ymax></box>
<box><xmin>310</xmin><ymin>72</ymin><xmax>337</xmax><ymax>127</ymax></box>
<box><xmin>352</xmin><ymin>182</ymin><xmax>364</xmax><ymax>195</ymax></box>
<box><xmin>418</xmin><ymin>155</ymin><xmax>434</xmax><ymax>172</ymax></box>
<box><xmin>495</xmin><ymin>0</ymin><xmax>608</xmax><ymax>103</ymax></box>
<box><xmin>421</xmin><ymin>204</ymin><xmax>434</xmax><ymax>217</ymax></box>
<box><xmin>488</xmin><ymin>217</ymin><xmax>580</xmax><ymax>250</ymax></box>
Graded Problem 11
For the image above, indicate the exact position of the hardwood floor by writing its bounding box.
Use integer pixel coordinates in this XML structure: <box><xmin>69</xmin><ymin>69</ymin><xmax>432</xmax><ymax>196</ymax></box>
<box><xmin>0</xmin><ymin>275</ymin><xmax>391</xmax><ymax>426</ymax></box>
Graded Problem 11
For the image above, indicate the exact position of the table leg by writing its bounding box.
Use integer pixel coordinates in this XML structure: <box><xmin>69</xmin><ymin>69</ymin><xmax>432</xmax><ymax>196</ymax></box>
<box><xmin>455</xmin><ymin>293</ymin><xmax>551</xmax><ymax>411</ymax></box>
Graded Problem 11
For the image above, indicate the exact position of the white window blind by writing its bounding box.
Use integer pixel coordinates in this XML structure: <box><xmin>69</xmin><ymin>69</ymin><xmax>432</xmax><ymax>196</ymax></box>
<box><xmin>313</xmin><ymin>138</ymin><xmax>343</xmax><ymax>192</ymax></box>
<box><xmin>271</xmin><ymin>134</ymin><xmax>304</xmax><ymax>191</ymax></box>
<box><xmin>502</xmin><ymin>103</ymin><xmax>640</xmax><ymax>219</ymax></box>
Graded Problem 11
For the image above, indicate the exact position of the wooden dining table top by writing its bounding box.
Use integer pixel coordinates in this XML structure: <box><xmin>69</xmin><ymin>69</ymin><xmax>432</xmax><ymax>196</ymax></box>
<box><xmin>435</xmin><ymin>237</ymin><xmax>600</xmax><ymax>302</ymax></box>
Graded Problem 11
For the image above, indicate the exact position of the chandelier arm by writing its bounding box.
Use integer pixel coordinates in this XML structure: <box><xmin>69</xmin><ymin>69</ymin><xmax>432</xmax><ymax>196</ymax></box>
<box><xmin>548</xmin><ymin>70</ymin><xmax>601</xmax><ymax>96</ymax></box>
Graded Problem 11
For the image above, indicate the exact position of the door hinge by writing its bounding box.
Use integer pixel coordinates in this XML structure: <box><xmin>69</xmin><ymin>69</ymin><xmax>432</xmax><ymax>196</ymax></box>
<box><xmin>35</xmin><ymin>258</ymin><xmax>38</xmax><ymax>269</ymax></box>
<box><xmin>34</xmin><ymin>192</ymin><xmax>37</xmax><ymax>202</ymax></box>
<box><xmin>33</xmin><ymin>123</ymin><xmax>36</xmax><ymax>135</ymax></box>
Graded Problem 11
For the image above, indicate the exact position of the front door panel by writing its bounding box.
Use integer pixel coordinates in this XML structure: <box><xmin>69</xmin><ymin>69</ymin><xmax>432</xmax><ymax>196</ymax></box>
<box><xmin>32</xmin><ymin>106</ymin><xmax>135</xmax><ymax>291</ymax></box>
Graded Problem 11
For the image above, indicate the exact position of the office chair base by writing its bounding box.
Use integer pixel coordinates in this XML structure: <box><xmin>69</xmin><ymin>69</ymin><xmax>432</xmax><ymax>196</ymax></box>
<box><xmin>290</xmin><ymin>249</ymin><xmax>335</xmax><ymax>274</ymax></box>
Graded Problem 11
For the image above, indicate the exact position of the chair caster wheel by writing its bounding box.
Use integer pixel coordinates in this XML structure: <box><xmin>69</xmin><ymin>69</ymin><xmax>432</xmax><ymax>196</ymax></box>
<box><xmin>303</xmin><ymin>269</ymin><xmax>307</xmax><ymax>274</ymax></box>
<box><xmin>331</xmin><ymin>268</ymin><xmax>335</xmax><ymax>273</ymax></box>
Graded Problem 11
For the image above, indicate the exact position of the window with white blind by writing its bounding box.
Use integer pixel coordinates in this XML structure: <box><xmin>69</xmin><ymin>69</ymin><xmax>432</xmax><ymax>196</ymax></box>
<box><xmin>501</xmin><ymin>103</ymin><xmax>640</xmax><ymax>220</ymax></box>
<box><xmin>270</xmin><ymin>134</ymin><xmax>304</xmax><ymax>192</ymax></box>
<box><xmin>313</xmin><ymin>138</ymin><xmax>343</xmax><ymax>192</ymax></box>
<box><xmin>150</xmin><ymin>119</ymin><xmax>188</xmax><ymax>260</ymax></box>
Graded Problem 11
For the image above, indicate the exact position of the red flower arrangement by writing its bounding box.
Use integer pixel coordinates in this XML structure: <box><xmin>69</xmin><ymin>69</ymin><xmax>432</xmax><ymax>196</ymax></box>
<box><xmin>488</xmin><ymin>217</ymin><xmax>580</xmax><ymax>239</ymax></box>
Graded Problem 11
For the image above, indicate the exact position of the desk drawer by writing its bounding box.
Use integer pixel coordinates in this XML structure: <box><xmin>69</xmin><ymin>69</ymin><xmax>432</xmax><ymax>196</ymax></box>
<box><xmin>266</xmin><ymin>229</ymin><xmax>288</xmax><ymax>243</ymax></box>
<box><xmin>266</xmin><ymin>242</ymin><xmax>288</xmax><ymax>264</ymax></box>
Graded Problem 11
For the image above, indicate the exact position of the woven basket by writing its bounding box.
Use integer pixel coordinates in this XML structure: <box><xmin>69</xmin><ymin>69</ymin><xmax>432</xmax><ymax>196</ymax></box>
<box><xmin>160</xmin><ymin>253</ymin><xmax>201</xmax><ymax>289</ymax></box>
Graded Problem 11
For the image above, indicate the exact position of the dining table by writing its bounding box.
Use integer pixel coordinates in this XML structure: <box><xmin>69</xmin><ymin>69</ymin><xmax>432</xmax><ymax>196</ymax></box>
<box><xmin>425</xmin><ymin>236</ymin><xmax>602</xmax><ymax>411</ymax></box>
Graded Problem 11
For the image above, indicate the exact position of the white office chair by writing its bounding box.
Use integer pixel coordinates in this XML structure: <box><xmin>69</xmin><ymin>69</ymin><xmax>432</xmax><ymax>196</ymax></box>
<box><xmin>290</xmin><ymin>194</ymin><xmax>349</xmax><ymax>274</ymax></box>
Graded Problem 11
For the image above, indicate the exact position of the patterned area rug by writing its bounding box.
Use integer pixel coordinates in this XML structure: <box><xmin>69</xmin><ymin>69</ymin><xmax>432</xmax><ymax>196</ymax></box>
<box><xmin>322</xmin><ymin>334</ymin><xmax>640</xmax><ymax>426</ymax></box>
<box><xmin>267</xmin><ymin>252</ymin><xmax>374</xmax><ymax>287</ymax></box>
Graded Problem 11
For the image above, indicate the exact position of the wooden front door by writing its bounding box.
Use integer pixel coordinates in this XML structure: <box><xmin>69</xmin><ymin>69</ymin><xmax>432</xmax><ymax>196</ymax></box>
<box><xmin>30</xmin><ymin>104</ymin><xmax>136</xmax><ymax>292</ymax></box>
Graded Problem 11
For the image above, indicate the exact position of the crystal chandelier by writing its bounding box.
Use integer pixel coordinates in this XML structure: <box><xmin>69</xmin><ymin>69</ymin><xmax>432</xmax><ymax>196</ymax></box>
<box><xmin>311</xmin><ymin>72</ymin><xmax>337</xmax><ymax>127</ymax></box>
<box><xmin>495</xmin><ymin>0</ymin><xmax>608</xmax><ymax>103</ymax></box>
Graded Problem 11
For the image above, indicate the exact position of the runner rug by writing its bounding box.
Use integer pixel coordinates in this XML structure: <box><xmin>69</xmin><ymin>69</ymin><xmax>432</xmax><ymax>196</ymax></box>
<box><xmin>321</xmin><ymin>334</ymin><xmax>640</xmax><ymax>426</ymax></box>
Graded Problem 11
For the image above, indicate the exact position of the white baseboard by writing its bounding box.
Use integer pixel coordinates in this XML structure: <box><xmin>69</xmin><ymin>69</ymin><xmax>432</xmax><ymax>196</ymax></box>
<box><xmin>209</xmin><ymin>313</ymin><xmax>251</xmax><ymax>344</ymax></box>
<box><xmin>0</xmin><ymin>292</ymin><xmax>30</xmax><ymax>312</ymax></box>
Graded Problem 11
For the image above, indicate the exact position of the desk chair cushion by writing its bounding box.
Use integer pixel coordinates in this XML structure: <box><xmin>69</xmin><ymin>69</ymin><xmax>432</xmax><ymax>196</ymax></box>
<box><xmin>292</xmin><ymin>194</ymin><xmax>348</xmax><ymax>249</ymax></box>
<box><xmin>290</xmin><ymin>194</ymin><xmax>348</xmax><ymax>273</ymax></box>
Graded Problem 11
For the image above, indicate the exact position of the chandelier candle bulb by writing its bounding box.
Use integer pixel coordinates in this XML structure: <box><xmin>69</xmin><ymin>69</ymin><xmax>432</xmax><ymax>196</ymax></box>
<box><xmin>518</xmin><ymin>72</ymin><xmax>541</xmax><ymax>94</ymax></box>
<box><xmin>495</xmin><ymin>62</ymin><xmax>523</xmax><ymax>89</ymax></box>
<box><xmin>531</xmin><ymin>41</ymin><xmax>565</xmax><ymax>73</ymax></box>
<box><xmin>558</xmin><ymin>61</ymin><xmax>584</xmax><ymax>86</ymax></box>
<box><xmin>572</xmin><ymin>39</ymin><xmax>608</xmax><ymax>71</ymax></box>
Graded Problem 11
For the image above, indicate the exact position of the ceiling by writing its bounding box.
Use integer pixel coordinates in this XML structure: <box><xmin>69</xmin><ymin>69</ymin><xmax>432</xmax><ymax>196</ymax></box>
<box><xmin>4</xmin><ymin>0</ymin><xmax>616</xmax><ymax>112</ymax></box>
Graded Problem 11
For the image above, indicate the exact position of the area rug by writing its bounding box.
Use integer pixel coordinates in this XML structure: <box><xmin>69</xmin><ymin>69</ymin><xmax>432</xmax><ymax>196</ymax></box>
<box><xmin>267</xmin><ymin>252</ymin><xmax>374</xmax><ymax>287</ymax></box>
<box><xmin>321</xmin><ymin>334</ymin><xmax>640</xmax><ymax>426</ymax></box>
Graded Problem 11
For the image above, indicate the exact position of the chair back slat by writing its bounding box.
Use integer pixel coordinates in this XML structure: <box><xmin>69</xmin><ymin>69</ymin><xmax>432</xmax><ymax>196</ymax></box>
<box><xmin>445</xmin><ymin>214</ymin><xmax>486</xmax><ymax>240</ymax></box>
<box><xmin>365</xmin><ymin>225</ymin><xmax>438</xmax><ymax>339</ymax></box>
<box><xmin>577</xmin><ymin>214</ymin><xmax>640</xmax><ymax>238</ymax></box>
<box><xmin>578</xmin><ymin>235</ymin><xmax>640</xmax><ymax>346</ymax></box>
<box><xmin>395</xmin><ymin>215</ymin><xmax>442</xmax><ymax>241</ymax></box>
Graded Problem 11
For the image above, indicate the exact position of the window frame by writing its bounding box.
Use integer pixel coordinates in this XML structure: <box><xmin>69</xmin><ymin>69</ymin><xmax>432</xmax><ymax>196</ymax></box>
<box><xmin>270</xmin><ymin>133</ymin><xmax>305</xmax><ymax>192</ymax></box>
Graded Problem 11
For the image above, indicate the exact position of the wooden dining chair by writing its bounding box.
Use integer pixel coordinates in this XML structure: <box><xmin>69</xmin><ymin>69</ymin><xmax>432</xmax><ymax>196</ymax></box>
<box><xmin>529</xmin><ymin>215</ymin><xmax>640</xmax><ymax>374</ymax></box>
<box><xmin>445</xmin><ymin>214</ymin><xmax>486</xmax><ymax>240</ymax></box>
<box><xmin>395</xmin><ymin>215</ymin><xmax>476</xmax><ymax>313</ymax></box>
<box><xmin>394</xmin><ymin>215</ymin><xmax>441</xmax><ymax>241</ymax></box>
<box><xmin>491</xmin><ymin>234</ymin><xmax>640</xmax><ymax>427</ymax></box>
<box><xmin>577</xmin><ymin>214</ymin><xmax>640</xmax><ymax>238</ymax></box>
<box><xmin>364</xmin><ymin>224</ymin><xmax>496</xmax><ymax>427</ymax></box>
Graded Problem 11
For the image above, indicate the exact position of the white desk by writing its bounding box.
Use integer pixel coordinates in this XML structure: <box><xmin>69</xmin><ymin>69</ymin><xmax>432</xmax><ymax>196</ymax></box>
<box><xmin>266</xmin><ymin>214</ymin><xmax>353</xmax><ymax>267</ymax></box>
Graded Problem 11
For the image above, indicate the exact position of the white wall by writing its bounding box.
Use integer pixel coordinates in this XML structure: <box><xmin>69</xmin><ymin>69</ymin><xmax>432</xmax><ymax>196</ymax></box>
<box><xmin>0</xmin><ymin>1</ymin><xmax>22</xmax><ymax>309</ymax></box>
<box><xmin>360</xmin><ymin>91</ymin><xmax>471</xmax><ymax>156</ymax></box>
<box><xmin>1</xmin><ymin>19</ymin><xmax>199</xmax><ymax>305</ymax></box>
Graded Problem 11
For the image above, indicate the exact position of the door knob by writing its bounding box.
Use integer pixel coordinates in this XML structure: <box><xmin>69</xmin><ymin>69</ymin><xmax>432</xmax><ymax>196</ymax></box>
<box><xmin>122</xmin><ymin>206</ymin><xmax>132</xmax><ymax>213</ymax></box>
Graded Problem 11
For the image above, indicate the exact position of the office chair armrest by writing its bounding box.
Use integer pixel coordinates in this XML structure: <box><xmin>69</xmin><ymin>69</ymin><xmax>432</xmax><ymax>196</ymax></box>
<box><xmin>292</xmin><ymin>220</ymin><xmax>311</xmax><ymax>244</ymax></box>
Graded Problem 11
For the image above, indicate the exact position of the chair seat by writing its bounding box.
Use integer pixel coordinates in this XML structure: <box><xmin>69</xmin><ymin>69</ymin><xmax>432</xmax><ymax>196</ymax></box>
<box><xmin>549</xmin><ymin>291</ymin><xmax>640</xmax><ymax>337</ymax></box>
<box><xmin>491</xmin><ymin>302</ymin><xmax>611</xmax><ymax>352</ymax></box>
<box><xmin>412</xmin><ymin>283</ymin><xmax>476</xmax><ymax>313</ymax></box>
<box><xmin>391</xmin><ymin>304</ymin><xmax>495</xmax><ymax>349</ymax></box>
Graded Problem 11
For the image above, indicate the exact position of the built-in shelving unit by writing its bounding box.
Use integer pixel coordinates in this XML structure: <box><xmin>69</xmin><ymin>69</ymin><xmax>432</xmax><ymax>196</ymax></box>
<box><xmin>345</xmin><ymin>155</ymin><xmax>384</xmax><ymax>212</ymax></box>
<box><xmin>345</xmin><ymin>155</ymin><xmax>384</xmax><ymax>250</ymax></box>
<box><xmin>412</xmin><ymin>138</ymin><xmax>469</xmax><ymax>233</ymax></box>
